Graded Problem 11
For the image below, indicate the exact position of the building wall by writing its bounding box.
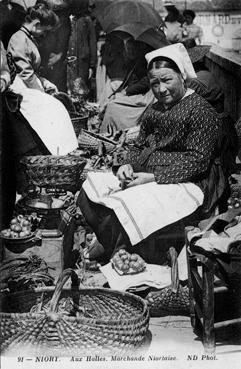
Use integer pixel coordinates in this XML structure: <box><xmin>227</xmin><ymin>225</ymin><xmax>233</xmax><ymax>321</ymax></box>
<box><xmin>196</xmin><ymin>10</ymin><xmax>241</xmax><ymax>49</ymax></box>
<box><xmin>205</xmin><ymin>45</ymin><xmax>241</xmax><ymax>121</ymax></box>
<box><xmin>157</xmin><ymin>1</ymin><xmax>241</xmax><ymax>49</ymax></box>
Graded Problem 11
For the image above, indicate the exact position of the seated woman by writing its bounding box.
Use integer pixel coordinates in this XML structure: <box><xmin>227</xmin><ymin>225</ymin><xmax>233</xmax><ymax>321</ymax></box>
<box><xmin>99</xmin><ymin>33</ymin><xmax>169</xmax><ymax>133</ymax></box>
<box><xmin>76</xmin><ymin>43</ymin><xmax>226</xmax><ymax>264</ymax></box>
<box><xmin>8</xmin><ymin>2</ymin><xmax>59</xmax><ymax>92</ymax></box>
<box><xmin>97</xmin><ymin>33</ymin><xmax>130</xmax><ymax>110</ymax></box>
<box><xmin>7</xmin><ymin>2</ymin><xmax>78</xmax><ymax>157</ymax></box>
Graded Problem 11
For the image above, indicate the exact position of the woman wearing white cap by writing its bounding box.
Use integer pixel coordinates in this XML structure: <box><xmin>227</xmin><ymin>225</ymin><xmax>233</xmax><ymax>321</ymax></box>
<box><xmin>76</xmin><ymin>43</ymin><xmax>226</xmax><ymax>263</ymax></box>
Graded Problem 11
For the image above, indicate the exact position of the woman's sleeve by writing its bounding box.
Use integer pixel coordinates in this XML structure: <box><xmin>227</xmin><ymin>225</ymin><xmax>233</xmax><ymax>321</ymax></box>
<box><xmin>8</xmin><ymin>34</ymin><xmax>43</xmax><ymax>91</ymax></box>
<box><xmin>123</xmin><ymin>108</ymin><xmax>150</xmax><ymax>167</ymax></box>
<box><xmin>0</xmin><ymin>42</ymin><xmax>11</xmax><ymax>89</ymax></box>
<box><xmin>150</xmin><ymin>106</ymin><xmax>220</xmax><ymax>184</ymax></box>
<box><xmin>126</xmin><ymin>76</ymin><xmax>150</xmax><ymax>96</ymax></box>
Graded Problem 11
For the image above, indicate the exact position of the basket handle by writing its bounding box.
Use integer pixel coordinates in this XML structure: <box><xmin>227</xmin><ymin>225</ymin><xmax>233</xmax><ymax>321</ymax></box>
<box><xmin>48</xmin><ymin>268</ymin><xmax>79</xmax><ymax>313</ymax></box>
<box><xmin>169</xmin><ymin>247</ymin><xmax>179</xmax><ymax>293</ymax></box>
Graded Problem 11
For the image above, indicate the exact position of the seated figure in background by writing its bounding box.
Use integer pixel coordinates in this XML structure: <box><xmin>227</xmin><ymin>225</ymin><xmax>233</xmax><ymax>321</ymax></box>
<box><xmin>99</xmin><ymin>31</ymin><xmax>169</xmax><ymax>134</ymax></box>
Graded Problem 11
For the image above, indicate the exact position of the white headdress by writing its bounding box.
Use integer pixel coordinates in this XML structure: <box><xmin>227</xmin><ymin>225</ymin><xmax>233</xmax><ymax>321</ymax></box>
<box><xmin>145</xmin><ymin>43</ymin><xmax>197</xmax><ymax>81</ymax></box>
<box><xmin>163</xmin><ymin>1</ymin><xmax>175</xmax><ymax>6</ymax></box>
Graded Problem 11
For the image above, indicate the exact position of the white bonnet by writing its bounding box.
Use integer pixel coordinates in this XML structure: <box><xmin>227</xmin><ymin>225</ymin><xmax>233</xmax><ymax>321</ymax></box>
<box><xmin>145</xmin><ymin>43</ymin><xmax>197</xmax><ymax>81</ymax></box>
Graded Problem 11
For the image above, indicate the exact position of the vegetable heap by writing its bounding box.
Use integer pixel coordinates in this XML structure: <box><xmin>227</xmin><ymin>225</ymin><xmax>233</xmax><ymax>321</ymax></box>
<box><xmin>1</xmin><ymin>214</ymin><xmax>39</xmax><ymax>239</ymax></box>
<box><xmin>0</xmin><ymin>255</ymin><xmax>54</xmax><ymax>292</ymax></box>
<box><xmin>111</xmin><ymin>249</ymin><xmax>146</xmax><ymax>275</ymax></box>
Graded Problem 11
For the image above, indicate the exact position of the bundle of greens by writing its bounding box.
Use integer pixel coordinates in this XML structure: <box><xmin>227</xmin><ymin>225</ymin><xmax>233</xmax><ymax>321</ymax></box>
<box><xmin>0</xmin><ymin>255</ymin><xmax>54</xmax><ymax>292</ymax></box>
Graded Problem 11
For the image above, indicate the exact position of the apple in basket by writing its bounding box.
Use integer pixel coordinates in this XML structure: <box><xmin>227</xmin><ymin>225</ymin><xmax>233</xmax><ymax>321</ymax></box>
<box><xmin>111</xmin><ymin>249</ymin><xmax>146</xmax><ymax>275</ymax></box>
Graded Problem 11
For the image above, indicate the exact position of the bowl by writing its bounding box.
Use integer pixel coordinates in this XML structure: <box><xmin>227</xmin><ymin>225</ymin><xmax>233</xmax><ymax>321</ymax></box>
<box><xmin>25</xmin><ymin>197</ymin><xmax>65</xmax><ymax>210</ymax></box>
<box><xmin>0</xmin><ymin>231</ymin><xmax>35</xmax><ymax>244</ymax></box>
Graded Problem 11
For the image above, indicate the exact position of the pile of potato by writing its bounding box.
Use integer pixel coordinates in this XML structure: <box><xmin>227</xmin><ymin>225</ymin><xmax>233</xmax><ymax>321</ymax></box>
<box><xmin>1</xmin><ymin>214</ymin><xmax>37</xmax><ymax>239</ymax></box>
<box><xmin>111</xmin><ymin>249</ymin><xmax>146</xmax><ymax>275</ymax></box>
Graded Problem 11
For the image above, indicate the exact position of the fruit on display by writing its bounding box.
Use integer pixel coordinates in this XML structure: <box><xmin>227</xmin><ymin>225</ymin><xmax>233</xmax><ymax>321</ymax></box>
<box><xmin>227</xmin><ymin>197</ymin><xmax>241</xmax><ymax>209</ymax></box>
<box><xmin>111</xmin><ymin>249</ymin><xmax>146</xmax><ymax>275</ymax></box>
<box><xmin>1</xmin><ymin>213</ymin><xmax>39</xmax><ymax>239</ymax></box>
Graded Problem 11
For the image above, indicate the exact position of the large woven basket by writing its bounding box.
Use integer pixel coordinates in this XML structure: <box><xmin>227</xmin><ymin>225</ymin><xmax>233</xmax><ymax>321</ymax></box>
<box><xmin>20</xmin><ymin>155</ymin><xmax>86</xmax><ymax>191</ymax></box>
<box><xmin>0</xmin><ymin>269</ymin><xmax>149</xmax><ymax>356</ymax></box>
<box><xmin>70</xmin><ymin>112</ymin><xmax>89</xmax><ymax>138</ymax></box>
<box><xmin>78</xmin><ymin>129</ymin><xmax>117</xmax><ymax>153</ymax></box>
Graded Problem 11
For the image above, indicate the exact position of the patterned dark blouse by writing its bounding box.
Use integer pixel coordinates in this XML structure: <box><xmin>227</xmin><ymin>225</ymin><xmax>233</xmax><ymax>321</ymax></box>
<box><xmin>125</xmin><ymin>92</ymin><xmax>221</xmax><ymax>185</ymax></box>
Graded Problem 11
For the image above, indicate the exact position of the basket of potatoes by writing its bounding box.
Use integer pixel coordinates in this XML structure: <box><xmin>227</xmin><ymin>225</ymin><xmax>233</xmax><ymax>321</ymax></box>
<box><xmin>111</xmin><ymin>249</ymin><xmax>146</xmax><ymax>275</ymax></box>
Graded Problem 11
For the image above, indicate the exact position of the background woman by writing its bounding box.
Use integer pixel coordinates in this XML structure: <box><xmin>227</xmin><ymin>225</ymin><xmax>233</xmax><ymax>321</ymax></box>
<box><xmin>7</xmin><ymin>2</ymin><xmax>78</xmax><ymax>158</ymax></box>
<box><xmin>8</xmin><ymin>2</ymin><xmax>59</xmax><ymax>92</ymax></box>
<box><xmin>182</xmin><ymin>9</ymin><xmax>203</xmax><ymax>45</ymax></box>
<box><xmin>99</xmin><ymin>32</ymin><xmax>169</xmax><ymax>134</ymax></box>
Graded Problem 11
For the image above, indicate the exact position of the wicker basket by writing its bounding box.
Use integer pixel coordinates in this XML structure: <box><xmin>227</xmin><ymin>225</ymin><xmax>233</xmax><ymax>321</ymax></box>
<box><xmin>145</xmin><ymin>247</ymin><xmax>190</xmax><ymax>317</ymax></box>
<box><xmin>0</xmin><ymin>269</ymin><xmax>149</xmax><ymax>356</ymax></box>
<box><xmin>78</xmin><ymin>129</ymin><xmax>117</xmax><ymax>153</ymax></box>
<box><xmin>70</xmin><ymin>112</ymin><xmax>89</xmax><ymax>138</ymax></box>
<box><xmin>146</xmin><ymin>285</ymin><xmax>189</xmax><ymax>317</ymax></box>
<box><xmin>20</xmin><ymin>155</ymin><xmax>86</xmax><ymax>190</ymax></box>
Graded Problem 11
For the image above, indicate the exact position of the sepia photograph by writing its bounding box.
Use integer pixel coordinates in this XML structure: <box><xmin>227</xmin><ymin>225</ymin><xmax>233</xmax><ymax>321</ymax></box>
<box><xmin>0</xmin><ymin>1</ymin><xmax>241</xmax><ymax>368</ymax></box>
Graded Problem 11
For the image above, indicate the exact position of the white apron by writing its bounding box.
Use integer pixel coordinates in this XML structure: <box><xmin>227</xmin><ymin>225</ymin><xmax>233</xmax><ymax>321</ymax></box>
<box><xmin>10</xmin><ymin>76</ymin><xmax>78</xmax><ymax>155</ymax></box>
<box><xmin>83</xmin><ymin>172</ymin><xmax>204</xmax><ymax>246</ymax></box>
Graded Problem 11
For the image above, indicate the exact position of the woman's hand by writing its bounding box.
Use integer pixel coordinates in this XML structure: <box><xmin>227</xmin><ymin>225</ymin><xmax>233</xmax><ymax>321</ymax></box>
<box><xmin>116</xmin><ymin>164</ymin><xmax>134</xmax><ymax>181</ymax></box>
<box><xmin>88</xmin><ymin>67</ymin><xmax>95</xmax><ymax>79</ymax></box>
<box><xmin>45</xmin><ymin>81</ymin><xmax>58</xmax><ymax>94</ymax></box>
<box><xmin>127</xmin><ymin>172</ymin><xmax>155</xmax><ymax>187</ymax></box>
<box><xmin>47</xmin><ymin>52</ymin><xmax>63</xmax><ymax>68</ymax></box>
<box><xmin>41</xmin><ymin>78</ymin><xmax>58</xmax><ymax>94</ymax></box>
<box><xmin>0</xmin><ymin>78</ymin><xmax>7</xmax><ymax>93</ymax></box>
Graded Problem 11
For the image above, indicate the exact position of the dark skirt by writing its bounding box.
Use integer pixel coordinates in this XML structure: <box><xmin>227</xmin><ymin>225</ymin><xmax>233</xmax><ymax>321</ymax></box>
<box><xmin>1</xmin><ymin>93</ymin><xmax>49</xmax><ymax>228</ymax></box>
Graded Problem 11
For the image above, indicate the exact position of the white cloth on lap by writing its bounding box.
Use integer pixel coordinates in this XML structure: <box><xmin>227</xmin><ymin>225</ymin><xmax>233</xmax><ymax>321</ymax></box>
<box><xmin>82</xmin><ymin>172</ymin><xmax>204</xmax><ymax>245</ymax></box>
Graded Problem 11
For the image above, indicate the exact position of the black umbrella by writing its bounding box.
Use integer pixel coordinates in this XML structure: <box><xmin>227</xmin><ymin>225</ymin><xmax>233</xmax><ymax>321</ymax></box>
<box><xmin>112</xmin><ymin>23</ymin><xmax>169</xmax><ymax>49</ymax></box>
<box><xmin>95</xmin><ymin>0</ymin><xmax>165</xmax><ymax>33</ymax></box>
